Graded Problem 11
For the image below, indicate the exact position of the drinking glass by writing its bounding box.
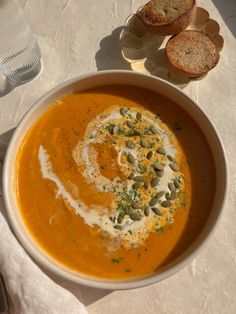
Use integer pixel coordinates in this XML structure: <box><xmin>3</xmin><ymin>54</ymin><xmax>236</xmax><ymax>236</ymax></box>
<box><xmin>0</xmin><ymin>0</ymin><xmax>41</xmax><ymax>83</ymax></box>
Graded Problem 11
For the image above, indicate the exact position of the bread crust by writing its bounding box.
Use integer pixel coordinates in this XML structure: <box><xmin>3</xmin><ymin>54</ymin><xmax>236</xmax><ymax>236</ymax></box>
<box><xmin>166</xmin><ymin>30</ymin><xmax>220</xmax><ymax>77</ymax></box>
<box><xmin>137</xmin><ymin>0</ymin><xmax>196</xmax><ymax>35</ymax></box>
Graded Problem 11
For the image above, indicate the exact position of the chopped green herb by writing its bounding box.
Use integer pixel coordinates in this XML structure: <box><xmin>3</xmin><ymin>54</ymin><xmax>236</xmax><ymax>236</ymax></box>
<box><xmin>180</xmin><ymin>198</ymin><xmax>188</xmax><ymax>206</ymax></box>
<box><xmin>117</xmin><ymin>128</ymin><xmax>136</xmax><ymax>137</ymax></box>
<box><xmin>111</xmin><ymin>257</ymin><xmax>123</xmax><ymax>264</ymax></box>
<box><xmin>111</xmin><ymin>258</ymin><xmax>120</xmax><ymax>263</ymax></box>
<box><xmin>173</xmin><ymin>122</ymin><xmax>183</xmax><ymax>131</ymax></box>
<box><xmin>137</xmin><ymin>163</ymin><xmax>147</xmax><ymax>174</ymax></box>
<box><xmin>102</xmin><ymin>231</ymin><xmax>109</xmax><ymax>238</ymax></box>
<box><xmin>128</xmin><ymin>230</ymin><xmax>133</xmax><ymax>235</ymax></box>
<box><xmin>117</xmin><ymin>127</ymin><xmax>126</xmax><ymax>135</ymax></box>
<box><xmin>156</xmin><ymin>226</ymin><xmax>164</xmax><ymax>233</ymax></box>
<box><xmin>148</xmin><ymin>142</ymin><xmax>155</xmax><ymax>148</ymax></box>
<box><xmin>117</xmin><ymin>188</ymin><xmax>138</xmax><ymax>203</ymax></box>
<box><xmin>116</xmin><ymin>202</ymin><xmax>125</xmax><ymax>211</ymax></box>
<box><xmin>169</xmin><ymin>208</ymin><xmax>175</xmax><ymax>214</ymax></box>
<box><xmin>106</xmin><ymin>123</ymin><xmax>115</xmax><ymax>134</ymax></box>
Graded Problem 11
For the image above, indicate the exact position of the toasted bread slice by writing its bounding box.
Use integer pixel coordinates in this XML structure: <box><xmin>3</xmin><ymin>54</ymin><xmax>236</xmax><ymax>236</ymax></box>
<box><xmin>137</xmin><ymin>0</ymin><xmax>196</xmax><ymax>35</ymax></box>
<box><xmin>166</xmin><ymin>30</ymin><xmax>220</xmax><ymax>77</ymax></box>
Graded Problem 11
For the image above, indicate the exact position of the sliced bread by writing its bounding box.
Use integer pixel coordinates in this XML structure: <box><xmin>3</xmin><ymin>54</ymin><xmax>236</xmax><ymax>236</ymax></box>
<box><xmin>137</xmin><ymin>0</ymin><xmax>196</xmax><ymax>35</ymax></box>
<box><xmin>166</xmin><ymin>30</ymin><xmax>220</xmax><ymax>77</ymax></box>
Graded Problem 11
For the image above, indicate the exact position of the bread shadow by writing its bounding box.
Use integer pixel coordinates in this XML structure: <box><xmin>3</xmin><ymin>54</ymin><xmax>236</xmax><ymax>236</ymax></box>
<box><xmin>144</xmin><ymin>49</ymin><xmax>190</xmax><ymax>89</ymax></box>
<box><xmin>95</xmin><ymin>27</ymin><xmax>131</xmax><ymax>71</ymax></box>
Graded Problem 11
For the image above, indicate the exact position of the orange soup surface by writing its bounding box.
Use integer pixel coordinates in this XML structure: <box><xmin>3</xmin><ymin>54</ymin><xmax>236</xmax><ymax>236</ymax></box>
<box><xmin>15</xmin><ymin>85</ymin><xmax>215</xmax><ymax>279</ymax></box>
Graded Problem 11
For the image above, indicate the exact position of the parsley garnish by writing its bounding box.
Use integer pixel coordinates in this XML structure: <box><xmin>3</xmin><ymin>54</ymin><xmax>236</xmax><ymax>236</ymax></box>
<box><xmin>137</xmin><ymin>163</ymin><xmax>147</xmax><ymax>174</ymax></box>
<box><xmin>173</xmin><ymin>122</ymin><xmax>183</xmax><ymax>131</ymax></box>
<box><xmin>155</xmin><ymin>114</ymin><xmax>161</xmax><ymax>120</ymax></box>
<box><xmin>180</xmin><ymin>199</ymin><xmax>188</xmax><ymax>206</ymax></box>
<box><xmin>111</xmin><ymin>257</ymin><xmax>123</xmax><ymax>264</ymax></box>
<box><xmin>166</xmin><ymin>216</ymin><xmax>174</xmax><ymax>222</ymax></box>
<box><xmin>106</xmin><ymin>123</ymin><xmax>115</xmax><ymax>134</ymax></box>
<box><xmin>156</xmin><ymin>226</ymin><xmax>164</xmax><ymax>233</ymax></box>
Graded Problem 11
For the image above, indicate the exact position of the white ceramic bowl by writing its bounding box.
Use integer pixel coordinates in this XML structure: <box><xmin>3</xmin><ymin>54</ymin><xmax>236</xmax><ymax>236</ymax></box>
<box><xmin>2</xmin><ymin>71</ymin><xmax>227</xmax><ymax>290</ymax></box>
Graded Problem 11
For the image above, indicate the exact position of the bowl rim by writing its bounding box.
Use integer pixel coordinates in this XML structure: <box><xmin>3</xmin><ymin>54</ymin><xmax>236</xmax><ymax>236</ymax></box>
<box><xmin>2</xmin><ymin>70</ymin><xmax>228</xmax><ymax>290</ymax></box>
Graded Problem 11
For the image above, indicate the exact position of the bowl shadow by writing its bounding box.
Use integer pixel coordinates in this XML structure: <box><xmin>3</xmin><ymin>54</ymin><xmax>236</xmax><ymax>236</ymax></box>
<box><xmin>43</xmin><ymin>269</ymin><xmax>112</xmax><ymax>306</ymax></box>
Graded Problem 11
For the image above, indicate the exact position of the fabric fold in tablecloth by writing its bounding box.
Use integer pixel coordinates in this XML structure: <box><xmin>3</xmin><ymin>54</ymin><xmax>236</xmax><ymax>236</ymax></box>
<box><xmin>0</xmin><ymin>195</ymin><xmax>87</xmax><ymax>314</ymax></box>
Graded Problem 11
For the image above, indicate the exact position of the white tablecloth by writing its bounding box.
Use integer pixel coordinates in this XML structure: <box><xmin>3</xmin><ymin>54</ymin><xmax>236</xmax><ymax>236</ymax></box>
<box><xmin>0</xmin><ymin>0</ymin><xmax>236</xmax><ymax>313</ymax></box>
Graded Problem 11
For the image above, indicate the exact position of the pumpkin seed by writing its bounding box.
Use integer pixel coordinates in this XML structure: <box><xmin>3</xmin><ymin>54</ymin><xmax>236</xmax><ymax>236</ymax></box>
<box><xmin>128</xmin><ymin>130</ymin><xmax>141</xmax><ymax>137</ymax></box>
<box><xmin>153</xmin><ymin>162</ymin><xmax>164</xmax><ymax>171</ymax></box>
<box><xmin>117</xmin><ymin>213</ymin><xmax>124</xmax><ymax>224</ymax></box>
<box><xmin>174</xmin><ymin>178</ymin><xmax>181</xmax><ymax>188</ymax></box>
<box><xmin>143</xmin><ymin>182</ymin><xmax>150</xmax><ymax>190</ymax></box>
<box><xmin>113</xmin><ymin>125</ymin><xmax>119</xmax><ymax>134</ymax></box>
<box><xmin>150</xmin><ymin>125</ymin><xmax>158</xmax><ymax>134</ymax></box>
<box><xmin>145</xmin><ymin>130</ymin><xmax>153</xmax><ymax>135</ymax></box>
<box><xmin>129</xmin><ymin>213</ymin><xmax>141</xmax><ymax>221</ymax></box>
<box><xmin>156</xmin><ymin>147</ymin><xmax>166</xmax><ymax>155</ymax></box>
<box><xmin>152</xmin><ymin>207</ymin><xmax>163</xmax><ymax>216</ymax></box>
<box><xmin>149</xmin><ymin>197</ymin><xmax>158</xmax><ymax>207</ymax></box>
<box><xmin>144</xmin><ymin>206</ymin><xmax>150</xmax><ymax>217</ymax></box>
<box><xmin>151</xmin><ymin>177</ymin><xmax>160</xmax><ymax>187</ymax></box>
<box><xmin>126</xmin><ymin>120</ymin><xmax>134</xmax><ymax>129</ymax></box>
<box><xmin>140</xmin><ymin>138</ymin><xmax>148</xmax><ymax>148</ymax></box>
<box><xmin>171</xmin><ymin>191</ymin><xmax>178</xmax><ymax>200</ymax></box>
<box><xmin>167</xmin><ymin>155</ymin><xmax>176</xmax><ymax>163</ymax></box>
<box><xmin>132</xmin><ymin>182</ymin><xmax>142</xmax><ymax>190</ymax></box>
<box><xmin>128</xmin><ymin>173</ymin><xmax>135</xmax><ymax>179</ymax></box>
<box><xmin>156</xmin><ymin>170</ymin><xmax>164</xmax><ymax>177</ymax></box>
<box><xmin>146</xmin><ymin>151</ymin><xmax>153</xmax><ymax>160</ymax></box>
<box><xmin>133</xmin><ymin>175</ymin><xmax>146</xmax><ymax>182</ymax></box>
<box><xmin>165</xmin><ymin>192</ymin><xmax>172</xmax><ymax>200</ymax></box>
<box><xmin>114</xmin><ymin>224</ymin><xmax>122</xmax><ymax>230</ymax></box>
<box><xmin>161</xmin><ymin>200</ymin><xmax>172</xmax><ymax>208</ymax></box>
<box><xmin>168</xmin><ymin>182</ymin><xmax>175</xmax><ymax>192</ymax></box>
<box><xmin>136</xmin><ymin>112</ymin><xmax>142</xmax><ymax>121</ymax></box>
<box><xmin>132</xmin><ymin>201</ymin><xmax>142</xmax><ymax>209</ymax></box>
<box><xmin>169</xmin><ymin>163</ymin><xmax>179</xmax><ymax>172</ymax></box>
<box><xmin>120</xmin><ymin>107</ymin><xmax>127</xmax><ymax>116</ymax></box>
<box><xmin>126</xmin><ymin>140</ymin><xmax>135</xmax><ymax>149</ymax></box>
<box><xmin>123</xmin><ymin>207</ymin><xmax>130</xmax><ymax>215</ymax></box>
<box><xmin>156</xmin><ymin>191</ymin><xmax>165</xmax><ymax>199</ymax></box>
<box><xmin>127</xmin><ymin>208</ymin><xmax>137</xmax><ymax>215</ymax></box>
<box><xmin>127</xmin><ymin>153</ymin><xmax>135</xmax><ymax>164</ymax></box>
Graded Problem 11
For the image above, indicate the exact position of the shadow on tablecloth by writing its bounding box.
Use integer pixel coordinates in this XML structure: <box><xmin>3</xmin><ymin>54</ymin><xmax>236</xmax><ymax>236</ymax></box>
<box><xmin>95</xmin><ymin>26</ymin><xmax>131</xmax><ymax>71</ymax></box>
<box><xmin>212</xmin><ymin>0</ymin><xmax>236</xmax><ymax>37</ymax></box>
<box><xmin>44</xmin><ymin>269</ymin><xmax>112</xmax><ymax>307</ymax></box>
<box><xmin>0</xmin><ymin>76</ymin><xmax>17</xmax><ymax>97</ymax></box>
